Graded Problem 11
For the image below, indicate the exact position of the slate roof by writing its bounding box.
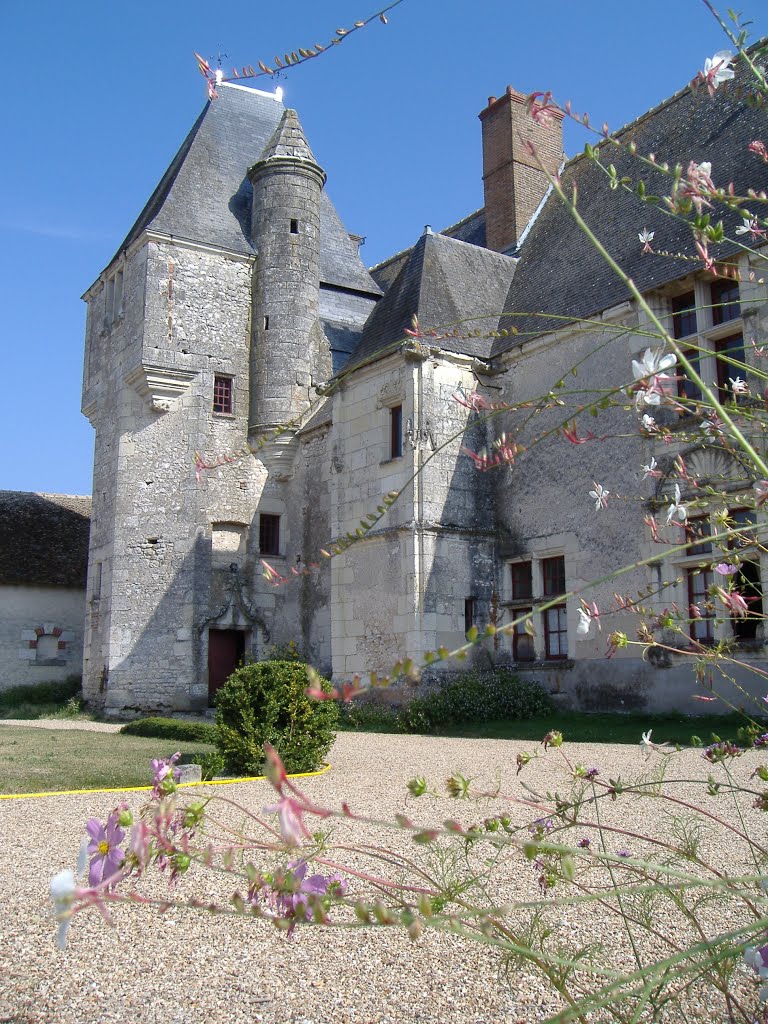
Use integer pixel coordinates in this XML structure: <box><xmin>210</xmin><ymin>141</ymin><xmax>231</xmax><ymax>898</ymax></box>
<box><xmin>495</xmin><ymin>55</ymin><xmax>768</xmax><ymax>353</ymax></box>
<box><xmin>109</xmin><ymin>84</ymin><xmax>380</xmax><ymax>297</ymax></box>
<box><xmin>370</xmin><ymin>210</ymin><xmax>486</xmax><ymax>294</ymax></box>
<box><xmin>0</xmin><ymin>492</ymin><xmax>91</xmax><ymax>588</ymax></box>
<box><xmin>346</xmin><ymin>230</ymin><xmax>516</xmax><ymax>370</ymax></box>
<box><xmin>321</xmin><ymin>320</ymin><xmax>365</xmax><ymax>375</ymax></box>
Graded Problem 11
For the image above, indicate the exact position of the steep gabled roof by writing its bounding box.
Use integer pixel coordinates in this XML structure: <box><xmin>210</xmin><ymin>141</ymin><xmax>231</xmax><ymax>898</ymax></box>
<box><xmin>0</xmin><ymin>493</ymin><xmax>91</xmax><ymax>588</ymax></box>
<box><xmin>495</xmin><ymin>56</ymin><xmax>768</xmax><ymax>353</ymax></box>
<box><xmin>347</xmin><ymin>230</ymin><xmax>516</xmax><ymax>370</ymax></box>
<box><xmin>370</xmin><ymin>210</ymin><xmax>486</xmax><ymax>294</ymax></box>
<box><xmin>108</xmin><ymin>84</ymin><xmax>380</xmax><ymax>296</ymax></box>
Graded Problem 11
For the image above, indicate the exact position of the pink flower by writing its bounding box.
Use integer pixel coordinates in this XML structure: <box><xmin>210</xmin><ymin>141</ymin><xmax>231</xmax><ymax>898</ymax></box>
<box><xmin>151</xmin><ymin>751</ymin><xmax>181</xmax><ymax>797</ymax></box>
<box><xmin>749</xmin><ymin>140</ymin><xmax>768</xmax><ymax>163</ymax></box>
<box><xmin>525</xmin><ymin>91</ymin><xmax>561</xmax><ymax>127</ymax></box>
<box><xmin>670</xmin><ymin>161</ymin><xmax>717</xmax><ymax>216</ymax></box>
<box><xmin>714</xmin><ymin>563</ymin><xmax>738</xmax><ymax>576</ymax></box>
<box><xmin>577</xmin><ymin>601</ymin><xmax>601</xmax><ymax>636</ymax></box>
<box><xmin>85</xmin><ymin>812</ymin><xmax>126</xmax><ymax>887</ymax></box>
<box><xmin>264</xmin><ymin>795</ymin><xmax>313</xmax><ymax>847</ymax></box>
<box><xmin>452</xmin><ymin>389</ymin><xmax>491</xmax><ymax>411</ymax></box>
<box><xmin>563</xmin><ymin>422</ymin><xmax>597</xmax><ymax>445</ymax></box>
<box><xmin>716</xmin><ymin>586</ymin><xmax>749</xmax><ymax>617</ymax></box>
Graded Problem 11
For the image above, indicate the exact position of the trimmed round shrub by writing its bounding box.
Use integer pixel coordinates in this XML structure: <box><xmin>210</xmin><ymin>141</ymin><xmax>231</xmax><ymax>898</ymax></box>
<box><xmin>214</xmin><ymin>661</ymin><xmax>338</xmax><ymax>774</ymax></box>
<box><xmin>398</xmin><ymin>670</ymin><xmax>554</xmax><ymax>733</ymax></box>
<box><xmin>120</xmin><ymin>717</ymin><xmax>217</xmax><ymax>743</ymax></box>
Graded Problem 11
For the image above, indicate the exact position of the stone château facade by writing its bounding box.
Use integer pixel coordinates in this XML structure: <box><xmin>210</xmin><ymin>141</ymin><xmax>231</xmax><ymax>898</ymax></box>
<box><xmin>81</xmin><ymin>58</ymin><xmax>768</xmax><ymax>715</ymax></box>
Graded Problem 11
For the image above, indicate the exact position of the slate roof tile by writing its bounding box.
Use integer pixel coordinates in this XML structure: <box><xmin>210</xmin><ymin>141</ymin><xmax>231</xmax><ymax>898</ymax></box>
<box><xmin>495</xmin><ymin>57</ymin><xmax>768</xmax><ymax>353</ymax></box>
<box><xmin>347</xmin><ymin>231</ymin><xmax>516</xmax><ymax>370</ymax></box>
<box><xmin>108</xmin><ymin>84</ymin><xmax>380</xmax><ymax>296</ymax></box>
<box><xmin>0</xmin><ymin>492</ymin><xmax>91</xmax><ymax>588</ymax></box>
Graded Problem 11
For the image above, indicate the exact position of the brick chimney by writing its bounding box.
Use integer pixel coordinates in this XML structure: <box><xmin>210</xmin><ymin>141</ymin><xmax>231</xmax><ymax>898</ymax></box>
<box><xmin>479</xmin><ymin>85</ymin><xmax>564</xmax><ymax>254</ymax></box>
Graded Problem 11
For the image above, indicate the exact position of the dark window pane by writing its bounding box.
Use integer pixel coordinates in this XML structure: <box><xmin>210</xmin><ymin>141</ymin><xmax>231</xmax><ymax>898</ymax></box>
<box><xmin>687</xmin><ymin>567</ymin><xmax>714</xmax><ymax>643</ymax></box>
<box><xmin>732</xmin><ymin>561</ymin><xmax>763</xmax><ymax>640</ymax></box>
<box><xmin>213</xmin><ymin>376</ymin><xmax>233</xmax><ymax>414</ymax></box>
<box><xmin>464</xmin><ymin>598</ymin><xmax>476</xmax><ymax>635</ymax></box>
<box><xmin>512</xmin><ymin>609</ymin><xmax>535</xmax><ymax>661</ymax></box>
<box><xmin>685</xmin><ymin>516</ymin><xmax>712</xmax><ymax>555</ymax></box>
<box><xmin>711</xmin><ymin>279</ymin><xmax>740</xmax><ymax>325</ymax></box>
<box><xmin>715</xmin><ymin>334</ymin><xmax>745</xmax><ymax>398</ymax></box>
<box><xmin>544</xmin><ymin>605</ymin><xmax>568</xmax><ymax>659</ymax></box>
<box><xmin>511</xmin><ymin>561</ymin><xmax>533</xmax><ymax>600</ymax></box>
<box><xmin>542</xmin><ymin>556</ymin><xmax>565</xmax><ymax>597</ymax></box>
<box><xmin>390</xmin><ymin>405</ymin><xmax>403</xmax><ymax>458</ymax></box>
<box><xmin>677</xmin><ymin>346</ymin><xmax>702</xmax><ymax>404</ymax></box>
<box><xmin>259</xmin><ymin>514</ymin><xmax>280</xmax><ymax>555</ymax></box>
<box><xmin>672</xmin><ymin>291</ymin><xmax>697</xmax><ymax>339</ymax></box>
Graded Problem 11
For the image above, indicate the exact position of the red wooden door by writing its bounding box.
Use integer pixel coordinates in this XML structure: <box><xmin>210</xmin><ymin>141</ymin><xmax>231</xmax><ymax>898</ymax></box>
<box><xmin>208</xmin><ymin>629</ymin><xmax>246</xmax><ymax>705</ymax></box>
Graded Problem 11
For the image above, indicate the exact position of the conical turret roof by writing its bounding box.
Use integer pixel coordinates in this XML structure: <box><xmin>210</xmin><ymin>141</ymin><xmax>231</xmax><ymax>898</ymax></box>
<box><xmin>249</xmin><ymin>108</ymin><xmax>326</xmax><ymax>184</ymax></box>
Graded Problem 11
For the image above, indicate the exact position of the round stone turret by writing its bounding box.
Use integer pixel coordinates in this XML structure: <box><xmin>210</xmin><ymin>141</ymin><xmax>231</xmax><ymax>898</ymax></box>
<box><xmin>248</xmin><ymin>108</ymin><xmax>327</xmax><ymax>440</ymax></box>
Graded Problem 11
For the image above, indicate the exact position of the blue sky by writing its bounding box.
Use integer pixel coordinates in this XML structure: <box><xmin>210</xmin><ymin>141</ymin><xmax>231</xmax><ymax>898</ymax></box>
<box><xmin>1</xmin><ymin>0</ymin><xmax>762</xmax><ymax>495</ymax></box>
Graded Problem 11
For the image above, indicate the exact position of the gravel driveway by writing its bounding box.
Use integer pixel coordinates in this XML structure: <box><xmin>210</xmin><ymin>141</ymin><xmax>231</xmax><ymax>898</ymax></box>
<box><xmin>0</xmin><ymin>726</ymin><xmax>764</xmax><ymax>1023</ymax></box>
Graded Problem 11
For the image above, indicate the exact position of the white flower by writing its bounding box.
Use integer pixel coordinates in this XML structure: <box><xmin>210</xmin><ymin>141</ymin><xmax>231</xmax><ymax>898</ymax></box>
<box><xmin>638</xmin><ymin>228</ymin><xmax>654</xmax><ymax>244</ymax></box>
<box><xmin>641</xmin><ymin>457</ymin><xmax>658</xmax><ymax>479</ymax></box>
<box><xmin>641</xmin><ymin>414</ymin><xmax>657</xmax><ymax>432</ymax></box>
<box><xmin>640</xmin><ymin>730</ymin><xmax>654</xmax><ymax>760</ymax></box>
<box><xmin>666</xmin><ymin>483</ymin><xmax>687</xmax><ymax>526</ymax></box>
<box><xmin>632</xmin><ymin>348</ymin><xmax>677</xmax><ymax>381</ymax></box>
<box><xmin>702</xmin><ymin>50</ymin><xmax>735</xmax><ymax>90</ymax></box>
<box><xmin>50</xmin><ymin>869</ymin><xmax>77</xmax><ymax>949</ymax></box>
<box><xmin>729</xmin><ymin>376</ymin><xmax>749</xmax><ymax>395</ymax></box>
<box><xmin>589</xmin><ymin>482</ymin><xmax>609</xmax><ymax>511</ymax></box>
<box><xmin>577</xmin><ymin>607</ymin><xmax>592</xmax><ymax>636</ymax></box>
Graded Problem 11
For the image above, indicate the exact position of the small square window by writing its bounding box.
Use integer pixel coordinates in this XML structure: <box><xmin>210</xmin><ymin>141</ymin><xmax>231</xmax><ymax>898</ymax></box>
<box><xmin>259</xmin><ymin>514</ymin><xmax>280</xmax><ymax>555</ymax></box>
<box><xmin>390</xmin><ymin>405</ymin><xmax>403</xmax><ymax>459</ymax></box>
<box><xmin>213</xmin><ymin>376</ymin><xmax>233</xmax><ymax>415</ymax></box>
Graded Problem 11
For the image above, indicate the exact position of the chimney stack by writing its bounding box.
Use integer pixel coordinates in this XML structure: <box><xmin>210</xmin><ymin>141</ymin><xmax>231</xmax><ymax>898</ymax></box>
<box><xmin>479</xmin><ymin>85</ymin><xmax>564</xmax><ymax>254</ymax></box>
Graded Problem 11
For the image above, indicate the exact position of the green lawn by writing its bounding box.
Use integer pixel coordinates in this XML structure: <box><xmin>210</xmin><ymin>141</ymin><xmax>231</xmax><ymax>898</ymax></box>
<box><xmin>0</xmin><ymin>726</ymin><xmax>216</xmax><ymax>795</ymax></box>
<box><xmin>436</xmin><ymin>712</ymin><xmax>766</xmax><ymax>746</ymax></box>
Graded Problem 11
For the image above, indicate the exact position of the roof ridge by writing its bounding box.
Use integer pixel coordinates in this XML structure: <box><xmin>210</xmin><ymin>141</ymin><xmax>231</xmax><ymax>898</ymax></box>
<box><xmin>563</xmin><ymin>38</ymin><xmax>767</xmax><ymax>173</ymax></box>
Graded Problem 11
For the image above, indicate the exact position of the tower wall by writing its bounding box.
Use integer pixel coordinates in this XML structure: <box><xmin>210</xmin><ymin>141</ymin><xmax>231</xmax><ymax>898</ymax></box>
<box><xmin>248</xmin><ymin>117</ymin><xmax>326</xmax><ymax>435</ymax></box>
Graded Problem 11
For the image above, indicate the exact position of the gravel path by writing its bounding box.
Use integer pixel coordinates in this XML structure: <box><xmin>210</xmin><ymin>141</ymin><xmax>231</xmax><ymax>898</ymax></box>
<box><xmin>0</xmin><ymin>717</ymin><xmax>123</xmax><ymax>732</ymax></box>
<box><xmin>0</xmin><ymin>727</ymin><xmax>764</xmax><ymax>1023</ymax></box>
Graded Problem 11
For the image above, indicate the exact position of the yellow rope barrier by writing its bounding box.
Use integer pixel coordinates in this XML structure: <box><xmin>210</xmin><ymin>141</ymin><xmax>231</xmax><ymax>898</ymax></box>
<box><xmin>0</xmin><ymin>762</ymin><xmax>332</xmax><ymax>801</ymax></box>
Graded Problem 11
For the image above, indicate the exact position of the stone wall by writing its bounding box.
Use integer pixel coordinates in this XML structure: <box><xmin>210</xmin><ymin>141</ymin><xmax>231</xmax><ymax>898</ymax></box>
<box><xmin>0</xmin><ymin>585</ymin><xmax>85</xmax><ymax>689</ymax></box>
